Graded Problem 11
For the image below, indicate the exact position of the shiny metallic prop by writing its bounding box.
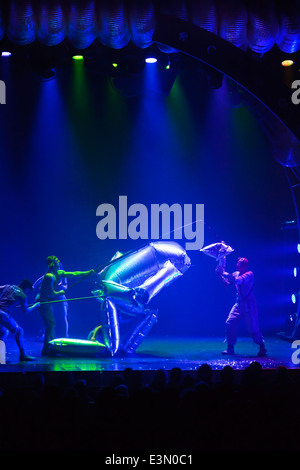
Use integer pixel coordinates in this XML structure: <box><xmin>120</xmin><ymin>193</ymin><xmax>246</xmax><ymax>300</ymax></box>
<box><xmin>92</xmin><ymin>241</ymin><xmax>191</xmax><ymax>356</ymax></box>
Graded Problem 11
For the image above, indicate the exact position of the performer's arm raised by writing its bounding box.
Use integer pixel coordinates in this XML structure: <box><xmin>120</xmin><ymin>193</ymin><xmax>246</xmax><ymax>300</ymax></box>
<box><xmin>59</xmin><ymin>269</ymin><xmax>94</xmax><ymax>279</ymax></box>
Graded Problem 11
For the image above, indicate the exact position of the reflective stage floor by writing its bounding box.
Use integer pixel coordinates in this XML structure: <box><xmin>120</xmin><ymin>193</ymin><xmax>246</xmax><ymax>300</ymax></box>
<box><xmin>1</xmin><ymin>335</ymin><xmax>299</xmax><ymax>374</ymax></box>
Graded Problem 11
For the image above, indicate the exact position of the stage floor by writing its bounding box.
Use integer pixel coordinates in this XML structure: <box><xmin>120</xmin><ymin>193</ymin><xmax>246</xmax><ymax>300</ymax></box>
<box><xmin>1</xmin><ymin>335</ymin><xmax>299</xmax><ymax>373</ymax></box>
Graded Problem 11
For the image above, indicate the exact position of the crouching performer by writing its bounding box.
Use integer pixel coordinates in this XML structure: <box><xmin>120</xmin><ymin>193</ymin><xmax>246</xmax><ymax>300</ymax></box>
<box><xmin>0</xmin><ymin>279</ymin><xmax>39</xmax><ymax>361</ymax></box>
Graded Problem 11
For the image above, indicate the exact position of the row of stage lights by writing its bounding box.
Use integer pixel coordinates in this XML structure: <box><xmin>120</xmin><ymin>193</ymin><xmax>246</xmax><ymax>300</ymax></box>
<box><xmin>72</xmin><ymin>54</ymin><xmax>160</xmax><ymax>65</ymax></box>
<box><xmin>1</xmin><ymin>50</ymin><xmax>160</xmax><ymax>64</ymax></box>
<box><xmin>1</xmin><ymin>49</ymin><xmax>172</xmax><ymax>83</ymax></box>
<box><xmin>2</xmin><ymin>49</ymin><xmax>296</xmax><ymax>66</ymax></box>
<box><xmin>291</xmin><ymin>243</ymin><xmax>300</xmax><ymax>306</ymax></box>
<box><xmin>1</xmin><ymin>48</ymin><xmax>171</xmax><ymax>88</ymax></box>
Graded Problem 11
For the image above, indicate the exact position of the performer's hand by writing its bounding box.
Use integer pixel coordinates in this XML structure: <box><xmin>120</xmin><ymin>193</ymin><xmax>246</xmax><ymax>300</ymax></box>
<box><xmin>27</xmin><ymin>302</ymin><xmax>40</xmax><ymax>313</ymax></box>
<box><xmin>31</xmin><ymin>302</ymin><xmax>40</xmax><ymax>309</ymax></box>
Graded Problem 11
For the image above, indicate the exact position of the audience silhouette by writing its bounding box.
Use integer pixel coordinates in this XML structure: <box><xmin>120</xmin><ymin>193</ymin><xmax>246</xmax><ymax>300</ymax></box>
<box><xmin>0</xmin><ymin>362</ymin><xmax>299</xmax><ymax>450</ymax></box>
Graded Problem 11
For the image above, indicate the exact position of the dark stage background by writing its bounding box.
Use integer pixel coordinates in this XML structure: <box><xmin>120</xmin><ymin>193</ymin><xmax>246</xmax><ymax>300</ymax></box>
<box><xmin>0</xmin><ymin>58</ymin><xmax>295</xmax><ymax>340</ymax></box>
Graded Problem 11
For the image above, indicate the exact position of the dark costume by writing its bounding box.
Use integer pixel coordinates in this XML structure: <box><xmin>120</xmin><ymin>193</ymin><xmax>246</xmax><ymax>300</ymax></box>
<box><xmin>0</xmin><ymin>284</ymin><xmax>35</xmax><ymax>361</ymax></box>
<box><xmin>218</xmin><ymin>258</ymin><xmax>267</xmax><ymax>357</ymax></box>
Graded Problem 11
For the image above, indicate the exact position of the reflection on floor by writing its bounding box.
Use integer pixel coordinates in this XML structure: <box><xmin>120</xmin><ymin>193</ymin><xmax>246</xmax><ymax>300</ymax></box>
<box><xmin>1</xmin><ymin>335</ymin><xmax>298</xmax><ymax>373</ymax></box>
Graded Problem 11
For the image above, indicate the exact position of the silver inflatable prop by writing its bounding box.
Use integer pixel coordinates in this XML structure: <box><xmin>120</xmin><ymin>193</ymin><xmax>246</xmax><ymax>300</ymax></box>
<box><xmin>200</xmin><ymin>241</ymin><xmax>234</xmax><ymax>269</ymax></box>
<box><xmin>91</xmin><ymin>241</ymin><xmax>191</xmax><ymax>356</ymax></box>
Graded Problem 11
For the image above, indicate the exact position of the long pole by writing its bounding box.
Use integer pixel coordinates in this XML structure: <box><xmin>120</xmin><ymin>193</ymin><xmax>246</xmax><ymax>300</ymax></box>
<box><xmin>31</xmin><ymin>295</ymin><xmax>97</xmax><ymax>307</ymax></box>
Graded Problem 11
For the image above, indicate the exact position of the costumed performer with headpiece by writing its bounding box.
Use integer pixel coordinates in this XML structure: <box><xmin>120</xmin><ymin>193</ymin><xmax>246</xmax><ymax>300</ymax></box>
<box><xmin>216</xmin><ymin>257</ymin><xmax>267</xmax><ymax>357</ymax></box>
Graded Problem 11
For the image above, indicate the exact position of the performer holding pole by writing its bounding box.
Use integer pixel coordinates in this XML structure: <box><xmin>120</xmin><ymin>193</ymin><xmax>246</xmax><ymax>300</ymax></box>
<box><xmin>57</xmin><ymin>263</ymin><xmax>69</xmax><ymax>337</ymax></box>
<box><xmin>33</xmin><ymin>262</ymin><xmax>70</xmax><ymax>339</ymax></box>
<box><xmin>0</xmin><ymin>279</ymin><xmax>39</xmax><ymax>361</ymax></box>
<box><xmin>38</xmin><ymin>256</ymin><xmax>94</xmax><ymax>356</ymax></box>
<box><xmin>216</xmin><ymin>257</ymin><xmax>267</xmax><ymax>357</ymax></box>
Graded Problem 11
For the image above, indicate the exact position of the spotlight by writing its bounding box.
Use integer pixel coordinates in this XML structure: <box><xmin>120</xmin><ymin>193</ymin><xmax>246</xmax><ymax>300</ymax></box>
<box><xmin>281</xmin><ymin>219</ymin><xmax>297</xmax><ymax>230</ymax></box>
<box><xmin>145</xmin><ymin>57</ymin><xmax>157</xmax><ymax>64</ymax></box>
<box><xmin>281</xmin><ymin>60</ymin><xmax>294</xmax><ymax>67</ymax></box>
<box><xmin>294</xmin><ymin>267</ymin><xmax>300</xmax><ymax>278</ymax></box>
<box><xmin>112</xmin><ymin>63</ymin><xmax>118</xmax><ymax>68</ymax></box>
<box><xmin>1</xmin><ymin>51</ymin><xmax>11</xmax><ymax>57</ymax></box>
<box><xmin>292</xmin><ymin>292</ymin><xmax>300</xmax><ymax>305</ymax></box>
<box><xmin>298</xmin><ymin>243</ymin><xmax>300</xmax><ymax>254</ymax></box>
<box><xmin>72</xmin><ymin>55</ymin><xmax>84</xmax><ymax>61</ymax></box>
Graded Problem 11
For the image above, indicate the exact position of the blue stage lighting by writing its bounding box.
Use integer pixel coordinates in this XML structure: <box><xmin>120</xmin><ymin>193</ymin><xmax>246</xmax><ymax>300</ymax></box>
<box><xmin>294</xmin><ymin>267</ymin><xmax>298</xmax><ymax>278</ymax></box>
<box><xmin>1</xmin><ymin>52</ymin><xmax>11</xmax><ymax>57</ymax></box>
<box><xmin>298</xmin><ymin>243</ymin><xmax>300</xmax><ymax>254</ymax></box>
<box><xmin>145</xmin><ymin>57</ymin><xmax>157</xmax><ymax>64</ymax></box>
<box><xmin>292</xmin><ymin>294</ymin><xmax>297</xmax><ymax>304</ymax></box>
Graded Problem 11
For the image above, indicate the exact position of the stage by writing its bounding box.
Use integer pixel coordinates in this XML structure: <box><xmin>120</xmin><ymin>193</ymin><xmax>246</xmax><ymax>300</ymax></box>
<box><xmin>1</xmin><ymin>335</ymin><xmax>299</xmax><ymax>378</ymax></box>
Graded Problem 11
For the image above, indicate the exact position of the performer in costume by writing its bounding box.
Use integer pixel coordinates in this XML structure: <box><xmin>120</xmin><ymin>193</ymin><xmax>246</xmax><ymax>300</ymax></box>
<box><xmin>49</xmin><ymin>242</ymin><xmax>191</xmax><ymax>357</ymax></box>
<box><xmin>33</xmin><ymin>262</ymin><xmax>69</xmax><ymax>338</ymax></box>
<box><xmin>38</xmin><ymin>256</ymin><xmax>94</xmax><ymax>356</ymax></box>
<box><xmin>0</xmin><ymin>279</ymin><xmax>40</xmax><ymax>361</ymax></box>
<box><xmin>216</xmin><ymin>257</ymin><xmax>267</xmax><ymax>357</ymax></box>
<box><xmin>57</xmin><ymin>264</ymin><xmax>69</xmax><ymax>337</ymax></box>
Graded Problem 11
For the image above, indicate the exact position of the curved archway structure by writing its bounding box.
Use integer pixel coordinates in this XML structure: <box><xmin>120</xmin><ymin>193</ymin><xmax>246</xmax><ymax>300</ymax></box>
<box><xmin>1</xmin><ymin>1</ymin><xmax>299</xmax><ymax>166</ymax></box>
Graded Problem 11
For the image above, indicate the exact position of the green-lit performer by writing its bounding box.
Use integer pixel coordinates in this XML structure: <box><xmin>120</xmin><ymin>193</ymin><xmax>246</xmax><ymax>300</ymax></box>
<box><xmin>38</xmin><ymin>256</ymin><xmax>94</xmax><ymax>356</ymax></box>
